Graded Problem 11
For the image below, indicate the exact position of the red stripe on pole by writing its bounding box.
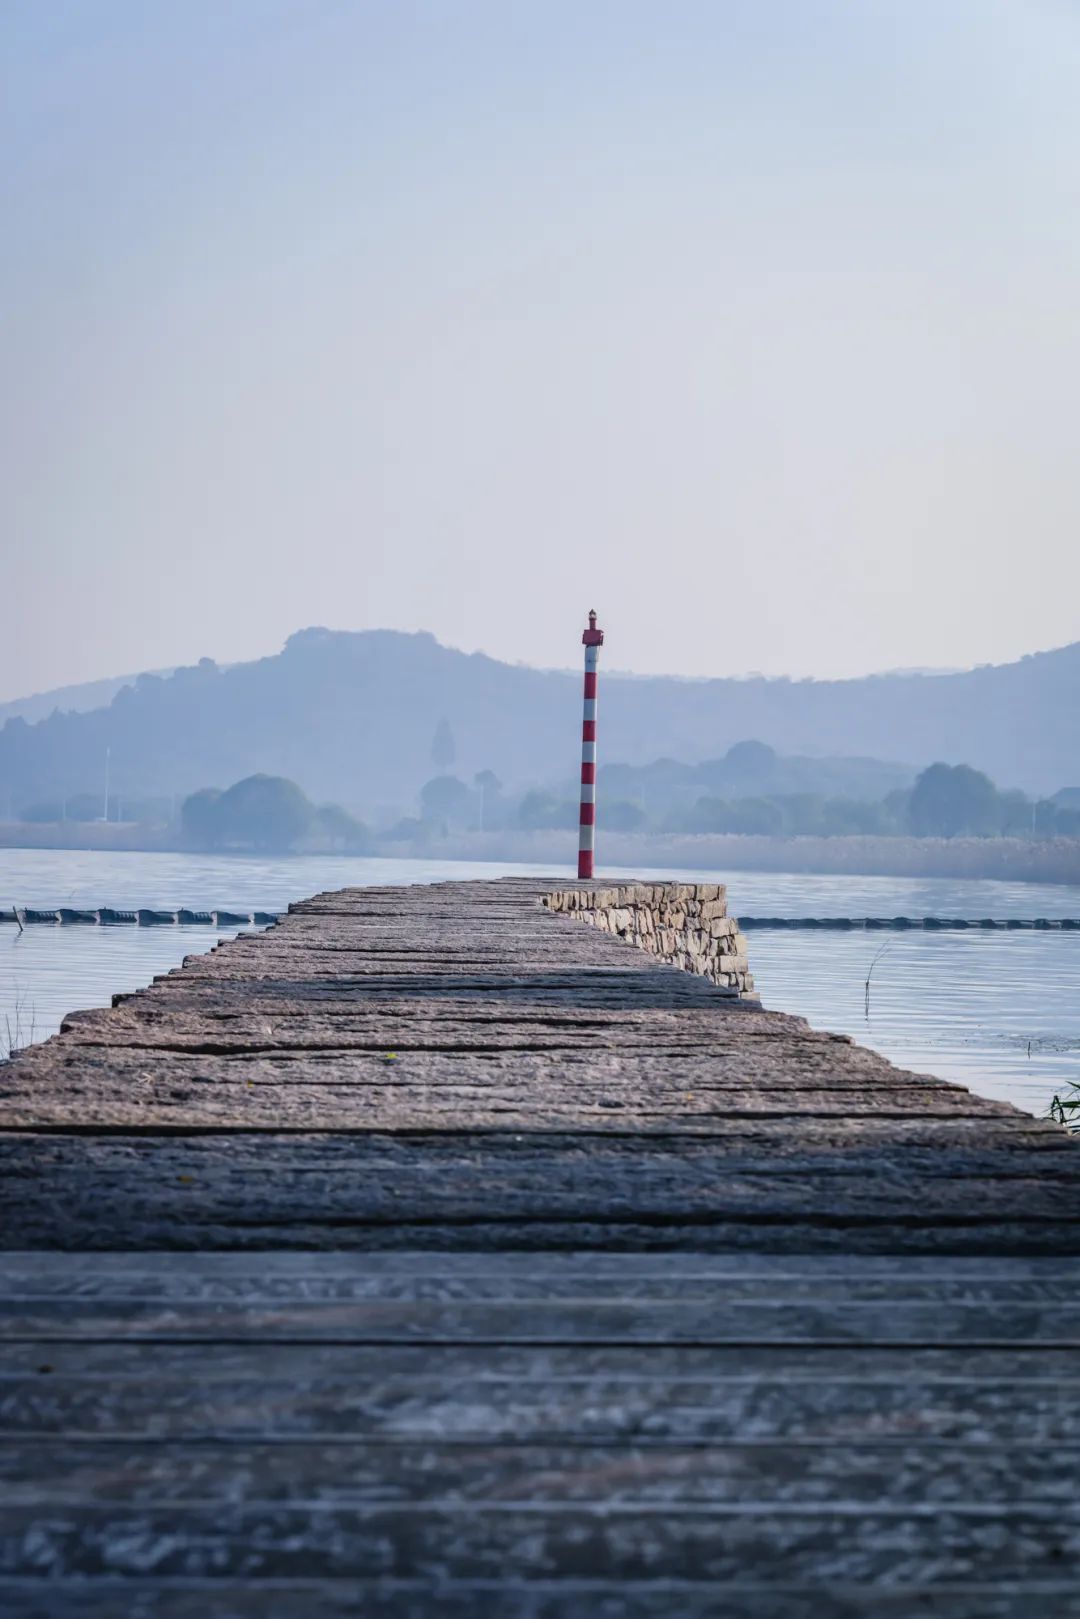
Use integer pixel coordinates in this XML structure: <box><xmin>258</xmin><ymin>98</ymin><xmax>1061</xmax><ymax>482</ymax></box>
<box><xmin>579</xmin><ymin>803</ymin><xmax>595</xmax><ymax>826</ymax></box>
<box><xmin>582</xmin><ymin>720</ymin><xmax>596</xmax><ymax>742</ymax></box>
<box><xmin>583</xmin><ymin>672</ymin><xmax>597</xmax><ymax>699</ymax></box>
<box><xmin>578</xmin><ymin>851</ymin><xmax>593</xmax><ymax>878</ymax></box>
<box><xmin>580</xmin><ymin>762</ymin><xmax>595</xmax><ymax>784</ymax></box>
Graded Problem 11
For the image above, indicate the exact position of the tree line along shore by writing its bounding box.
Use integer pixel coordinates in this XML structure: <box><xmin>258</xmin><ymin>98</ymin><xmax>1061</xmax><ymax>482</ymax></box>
<box><xmin>4</xmin><ymin>744</ymin><xmax>1079</xmax><ymax>885</ymax></box>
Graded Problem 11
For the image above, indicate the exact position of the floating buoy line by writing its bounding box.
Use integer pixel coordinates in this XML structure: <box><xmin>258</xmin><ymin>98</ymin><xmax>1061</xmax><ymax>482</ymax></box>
<box><xmin>1</xmin><ymin>907</ymin><xmax>278</xmax><ymax>927</ymax></box>
<box><xmin>738</xmin><ymin>916</ymin><xmax>1080</xmax><ymax>931</ymax></box>
<box><xmin>2</xmin><ymin>909</ymin><xmax>1077</xmax><ymax>930</ymax></box>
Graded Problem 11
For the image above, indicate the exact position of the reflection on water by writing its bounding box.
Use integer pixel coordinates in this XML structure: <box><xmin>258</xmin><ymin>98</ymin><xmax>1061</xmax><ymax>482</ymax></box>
<box><xmin>1</xmin><ymin>848</ymin><xmax>1078</xmax><ymax>1119</ymax></box>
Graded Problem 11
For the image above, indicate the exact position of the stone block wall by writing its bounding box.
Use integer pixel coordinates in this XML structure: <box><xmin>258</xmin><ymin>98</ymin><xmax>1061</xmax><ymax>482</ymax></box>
<box><xmin>543</xmin><ymin>882</ymin><xmax>756</xmax><ymax>998</ymax></box>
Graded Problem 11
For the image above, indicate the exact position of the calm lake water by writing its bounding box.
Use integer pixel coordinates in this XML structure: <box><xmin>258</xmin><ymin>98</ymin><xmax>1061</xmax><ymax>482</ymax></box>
<box><xmin>1</xmin><ymin>848</ymin><xmax>1078</xmax><ymax>1120</ymax></box>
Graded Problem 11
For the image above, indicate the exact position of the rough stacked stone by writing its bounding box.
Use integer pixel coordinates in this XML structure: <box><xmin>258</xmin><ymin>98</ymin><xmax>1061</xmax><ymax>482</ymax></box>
<box><xmin>544</xmin><ymin>882</ymin><xmax>756</xmax><ymax>998</ymax></box>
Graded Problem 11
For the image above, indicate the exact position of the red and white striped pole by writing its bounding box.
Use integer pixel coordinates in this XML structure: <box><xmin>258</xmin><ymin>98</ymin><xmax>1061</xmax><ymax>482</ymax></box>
<box><xmin>578</xmin><ymin>608</ymin><xmax>604</xmax><ymax>879</ymax></box>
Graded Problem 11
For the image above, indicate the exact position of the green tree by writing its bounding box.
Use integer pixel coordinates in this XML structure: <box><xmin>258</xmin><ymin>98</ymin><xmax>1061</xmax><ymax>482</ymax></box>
<box><xmin>214</xmin><ymin>775</ymin><xmax>313</xmax><ymax>850</ymax></box>
<box><xmin>314</xmin><ymin>803</ymin><xmax>370</xmax><ymax>851</ymax></box>
<box><xmin>420</xmin><ymin>774</ymin><xmax>473</xmax><ymax>829</ymax></box>
<box><xmin>775</xmin><ymin>794</ymin><xmax>827</xmax><ymax>835</ymax></box>
<box><xmin>724</xmin><ymin>740</ymin><xmax>777</xmax><ymax>772</ymax></box>
<box><xmin>681</xmin><ymin>796</ymin><xmax>732</xmax><ymax>832</ymax></box>
<box><xmin>474</xmin><ymin>769</ymin><xmax>502</xmax><ymax>831</ymax></box>
<box><xmin>882</xmin><ymin>788</ymin><xmax>912</xmax><ymax>831</ymax></box>
<box><xmin>908</xmin><ymin>763</ymin><xmax>999</xmax><ymax>838</ymax></box>
<box><xmin>679</xmin><ymin>795</ymin><xmax>783</xmax><ymax>834</ymax></box>
<box><xmin>1033</xmin><ymin>799</ymin><xmax>1060</xmax><ymax>838</ymax></box>
<box><xmin>727</xmin><ymin>796</ymin><xmax>785</xmax><ymax>835</ymax></box>
<box><xmin>719</xmin><ymin>740</ymin><xmax>779</xmax><ymax>794</ymax></box>
<box><xmin>997</xmin><ymin>789</ymin><xmax>1033</xmax><ymax>837</ymax></box>
<box><xmin>384</xmin><ymin>815</ymin><xmax>431</xmax><ymax>844</ymax></box>
<box><xmin>818</xmin><ymin>797</ymin><xmax>890</xmax><ymax>836</ymax></box>
<box><xmin>180</xmin><ymin>787</ymin><xmax>224</xmax><ymax>847</ymax></box>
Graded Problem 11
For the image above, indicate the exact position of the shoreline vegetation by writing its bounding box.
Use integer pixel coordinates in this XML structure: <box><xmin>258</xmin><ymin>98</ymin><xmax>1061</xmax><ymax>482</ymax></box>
<box><xmin>2</xmin><ymin>821</ymin><xmax>1079</xmax><ymax>886</ymax></box>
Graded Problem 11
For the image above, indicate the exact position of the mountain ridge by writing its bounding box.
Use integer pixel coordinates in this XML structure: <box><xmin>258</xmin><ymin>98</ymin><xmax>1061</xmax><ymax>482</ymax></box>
<box><xmin>0</xmin><ymin>627</ymin><xmax>1076</xmax><ymax>810</ymax></box>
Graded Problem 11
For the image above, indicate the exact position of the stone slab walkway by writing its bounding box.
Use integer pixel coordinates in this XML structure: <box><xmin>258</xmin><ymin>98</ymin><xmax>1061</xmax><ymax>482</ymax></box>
<box><xmin>1</xmin><ymin>877</ymin><xmax>1078</xmax><ymax>1614</ymax></box>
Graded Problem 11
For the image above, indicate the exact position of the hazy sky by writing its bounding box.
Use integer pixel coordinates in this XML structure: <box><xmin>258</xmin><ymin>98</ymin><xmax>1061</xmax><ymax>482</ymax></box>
<box><xmin>3</xmin><ymin>0</ymin><xmax>1079</xmax><ymax>699</ymax></box>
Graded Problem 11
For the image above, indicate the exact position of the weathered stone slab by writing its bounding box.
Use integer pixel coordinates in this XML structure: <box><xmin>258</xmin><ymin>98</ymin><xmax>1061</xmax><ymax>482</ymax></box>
<box><xmin>2</xmin><ymin>1583</ymin><xmax>1079</xmax><ymax>1619</ymax></box>
<box><xmin>1</xmin><ymin>1581</ymin><xmax>1077</xmax><ymax>1619</ymax></box>
<box><xmin>1</xmin><ymin>876</ymin><xmax>1079</xmax><ymax>1613</ymax></box>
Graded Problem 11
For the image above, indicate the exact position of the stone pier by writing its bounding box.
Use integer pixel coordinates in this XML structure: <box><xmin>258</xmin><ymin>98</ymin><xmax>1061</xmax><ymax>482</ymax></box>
<box><xmin>0</xmin><ymin>876</ymin><xmax>1079</xmax><ymax>1615</ymax></box>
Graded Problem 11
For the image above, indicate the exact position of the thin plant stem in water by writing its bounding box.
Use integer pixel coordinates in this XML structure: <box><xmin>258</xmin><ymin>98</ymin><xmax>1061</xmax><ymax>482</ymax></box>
<box><xmin>864</xmin><ymin>944</ymin><xmax>891</xmax><ymax>1020</ymax></box>
<box><xmin>2</xmin><ymin>988</ymin><xmax>36</xmax><ymax>1060</ymax></box>
<box><xmin>1049</xmin><ymin>1091</ymin><xmax>1080</xmax><ymax>1133</ymax></box>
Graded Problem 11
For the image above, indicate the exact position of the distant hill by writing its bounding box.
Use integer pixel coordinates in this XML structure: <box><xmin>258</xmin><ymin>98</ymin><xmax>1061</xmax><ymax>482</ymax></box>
<box><xmin>0</xmin><ymin>628</ymin><xmax>1076</xmax><ymax>813</ymax></box>
<box><xmin>0</xmin><ymin>670</ymin><xmax>173</xmax><ymax>728</ymax></box>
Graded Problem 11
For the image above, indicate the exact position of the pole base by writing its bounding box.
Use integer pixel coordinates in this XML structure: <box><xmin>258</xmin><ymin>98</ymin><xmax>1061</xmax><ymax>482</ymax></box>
<box><xmin>577</xmin><ymin>852</ymin><xmax>594</xmax><ymax>880</ymax></box>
